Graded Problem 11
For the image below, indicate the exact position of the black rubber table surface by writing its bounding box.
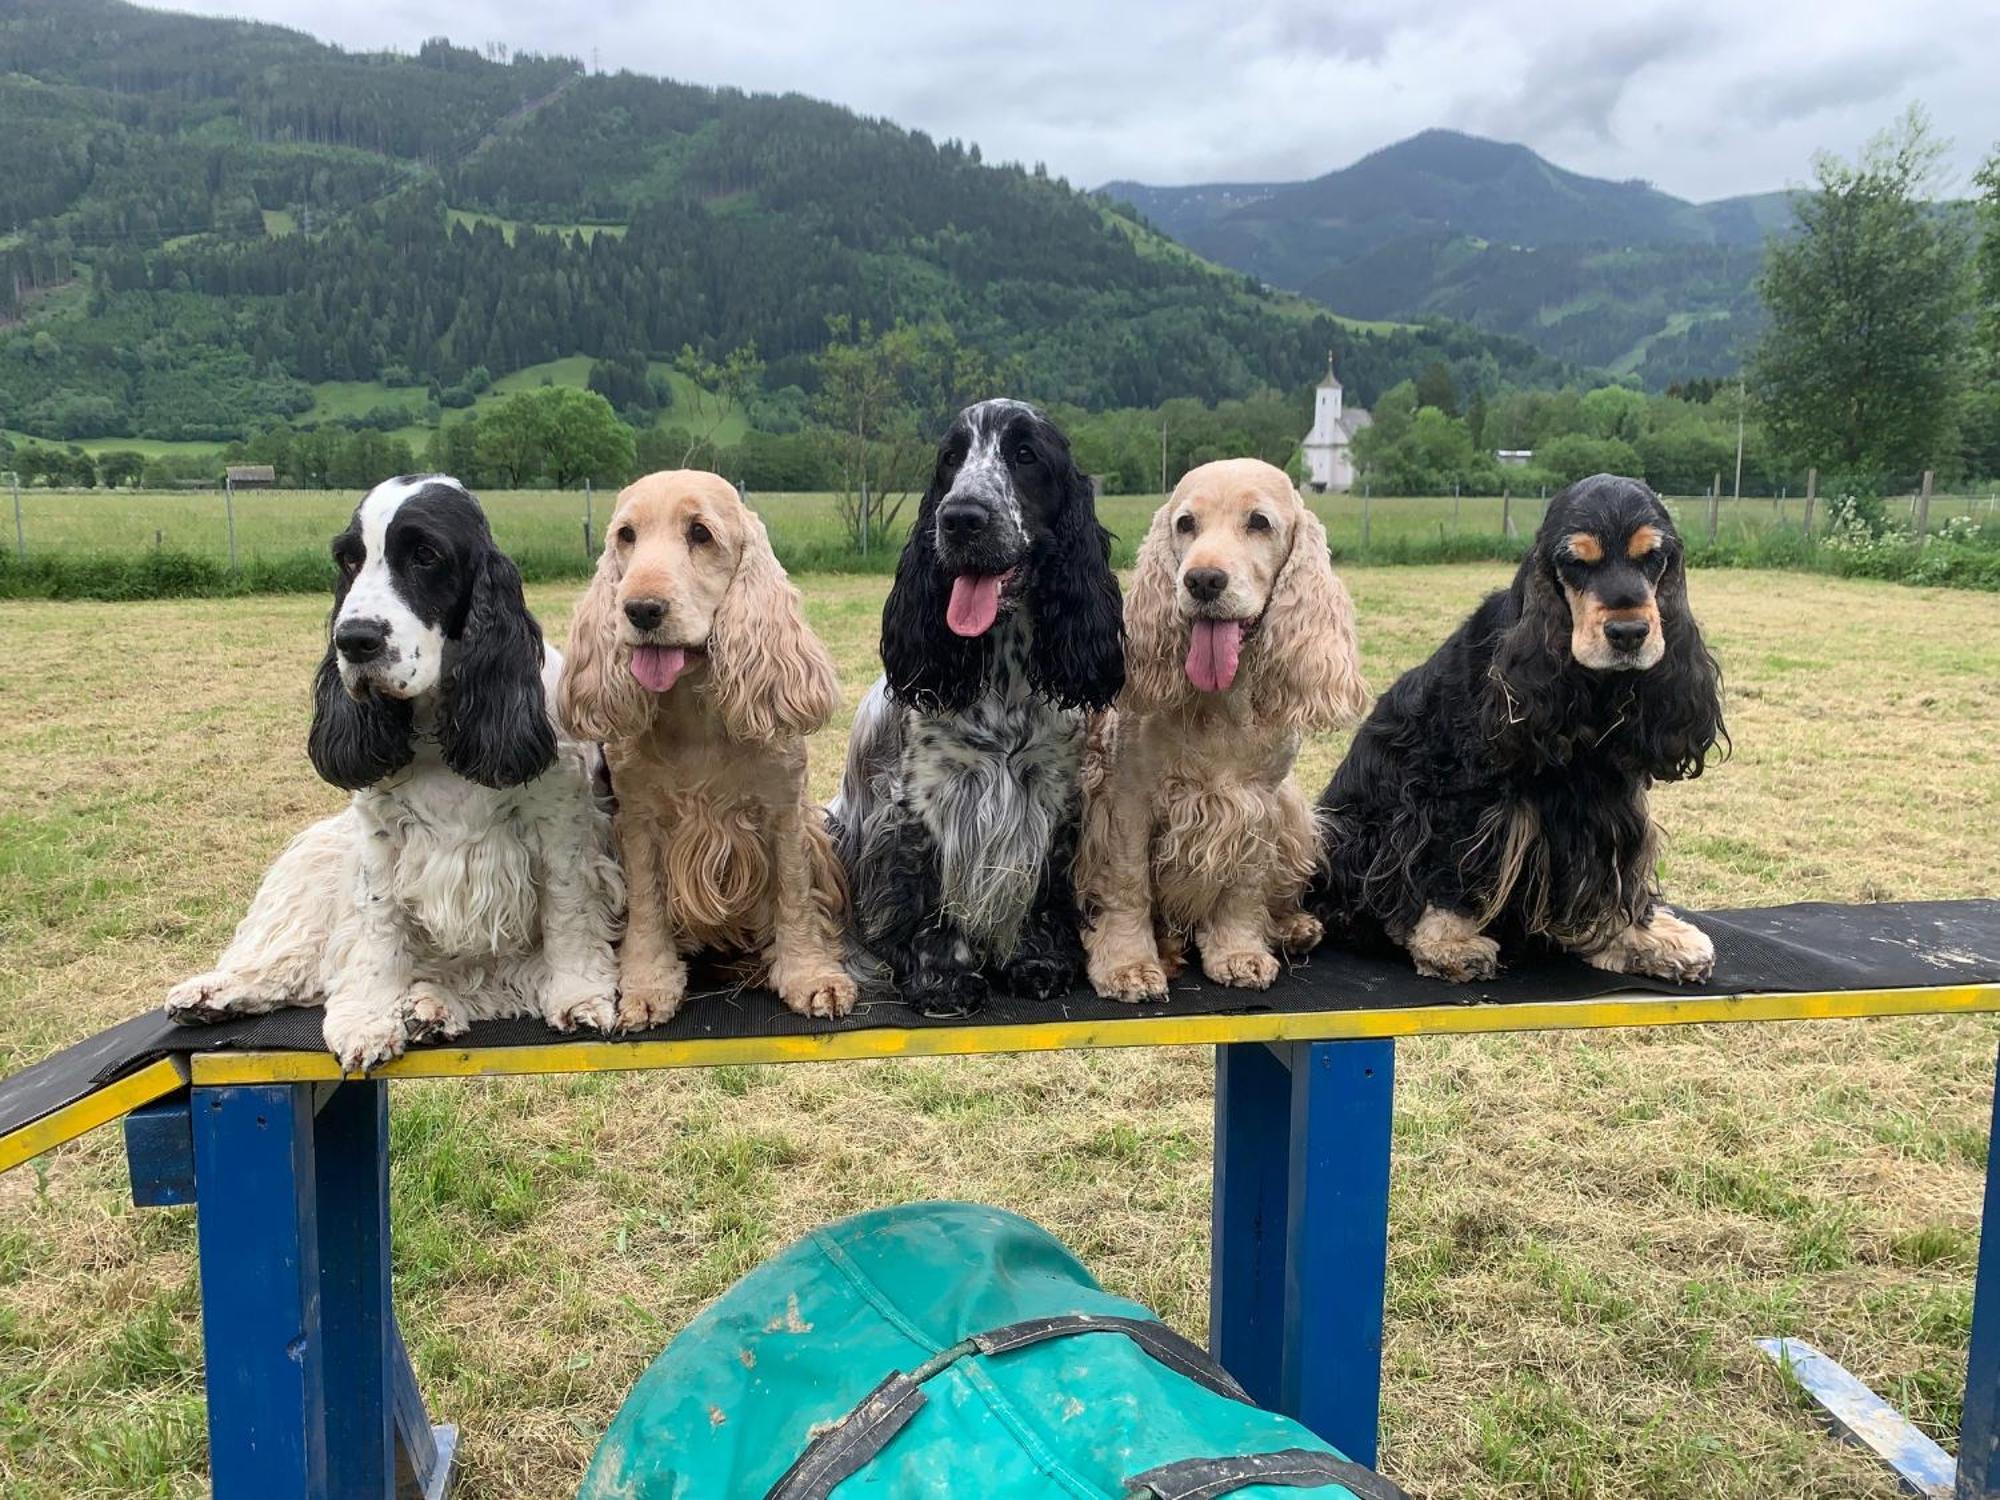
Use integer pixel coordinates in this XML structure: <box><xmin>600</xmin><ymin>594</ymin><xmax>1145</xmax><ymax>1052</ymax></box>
<box><xmin>3</xmin><ymin>900</ymin><xmax>1996</xmax><ymax>1143</ymax></box>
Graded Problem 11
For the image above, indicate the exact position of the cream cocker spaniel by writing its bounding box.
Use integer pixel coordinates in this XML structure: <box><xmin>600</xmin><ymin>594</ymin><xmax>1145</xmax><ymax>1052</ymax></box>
<box><xmin>560</xmin><ymin>470</ymin><xmax>855</xmax><ymax>1027</ymax></box>
<box><xmin>1079</xmin><ymin>458</ymin><xmax>1368</xmax><ymax>1002</ymax></box>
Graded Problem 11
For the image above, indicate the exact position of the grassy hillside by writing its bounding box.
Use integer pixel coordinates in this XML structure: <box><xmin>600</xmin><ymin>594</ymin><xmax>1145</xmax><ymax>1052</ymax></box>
<box><xmin>0</xmin><ymin>0</ymin><xmax>1578</xmax><ymax>455</ymax></box>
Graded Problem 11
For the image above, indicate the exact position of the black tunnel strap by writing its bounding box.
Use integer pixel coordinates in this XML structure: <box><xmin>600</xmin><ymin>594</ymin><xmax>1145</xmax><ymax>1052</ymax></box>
<box><xmin>765</xmin><ymin>1313</ymin><xmax>1252</xmax><ymax>1498</ymax></box>
<box><xmin>764</xmin><ymin>1371</ymin><xmax>928</xmax><ymax>1500</ymax></box>
<box><xmin>1125</xmin><ymin>1447</ymin><xmax>1416</xmax><ymax>1500</ymax></box>
<box><xmin>967</xmin><ymin>1314</ymin><xmax>1252</xmax><ymax>1405</ymax></box>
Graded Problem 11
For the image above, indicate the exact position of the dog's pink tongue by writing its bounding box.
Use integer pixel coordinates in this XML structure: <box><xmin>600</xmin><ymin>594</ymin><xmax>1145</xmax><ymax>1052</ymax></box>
<box><xmin>1185</xmin><ymin>619</ymin><xmax>1245</xmax><ymax>693</ymax></box>
<box><xmin>629</xmin><ymin>645</ymin><xmax>688</xmax><ymax>693</ymax></box>
<box><xmin>946</xmin><ymin>573</ymin><xmax>1005</xmax><ymax>637</ymax></box>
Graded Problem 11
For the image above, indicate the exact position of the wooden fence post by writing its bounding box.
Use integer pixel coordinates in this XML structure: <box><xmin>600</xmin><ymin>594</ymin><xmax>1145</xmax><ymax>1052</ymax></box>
<box><xmin>1501</xmin><ymin>488</ymin><xmax>1513</xmax><ymax>539</ymax></box>
<box><xmin>1916</xmin><ymin>470</ymin><xmax>1933</xmax><ymax>537</ymax></box>
<box><xmin>1803</xmin><ymin>467</ymin><xmax>1817</xmax><ymax>539</ymax></box>
<box><xmin>224</xmin><ymin>476</ymin><xmax>239</xmax><ymax>575</ymax></box>
<box><xmin>1708</xmin><ymin>473</ymin><xmax>1721</xmax><ymax>544</ymax></box>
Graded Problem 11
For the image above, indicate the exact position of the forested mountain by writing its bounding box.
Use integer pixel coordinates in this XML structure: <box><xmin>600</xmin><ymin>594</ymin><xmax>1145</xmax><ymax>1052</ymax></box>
<box><xmin>0</xmin><ymin>0</ymin><xmax>1575</xmax><ymax>448</ymax></box>
<box><xmin>1104</xmin><ymin>130</ymin><xmax>1813</xmax><ymax>384</ymax></box>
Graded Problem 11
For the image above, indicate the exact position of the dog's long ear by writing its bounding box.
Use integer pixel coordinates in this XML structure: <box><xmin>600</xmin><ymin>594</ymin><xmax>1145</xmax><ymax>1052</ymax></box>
<box><xmin>559</xmin><ymin>542</ymin><xmax>653</xmax><ymax>745</ymax></box>
<box><xmin>708</xmin><ymin>508</ymin><xmax>838</xmax><ymax>742</ymax></box>
<box><xmin>1243</xmin><ymin>505</ymin><xmax>1370</xmax><ymax>732</ymax></box>
<box><xmin>438</xmin><ymin>546</ymin><xmax>556</xmax><ymax>788</ymax></box>
<box><xmin>879</xmin><ymin>472</ymin><xmax>987</xmax><ymax>712</ymax></box>
<box><xmin>1121</xmin><ymin>502</ymin><xmax>1192</xmax><ymax>716</ymax></box>
<box><xmin>307</xmin><ymin>641</ymin><xmax>414</xmax><ymax>790</ymax></box>
<box><xmin>1635</xmin><ymin>538</ymin><xmax>1728</xmax><ymax>780</ymax></box>
<box><xmin>1027</xmin><ymin>456</ymin><xmax>1125</xmax><ymax>711</ymax></box>
<box><xmin>1485</xmin><ymin>540</ymin><xmax>1588</xmax><ymax>767</ymax></box>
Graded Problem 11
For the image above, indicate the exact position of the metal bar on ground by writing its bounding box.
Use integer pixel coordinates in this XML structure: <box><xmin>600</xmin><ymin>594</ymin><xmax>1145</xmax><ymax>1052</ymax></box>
<box><xmin>1956</xmin><ymin>1039</ymin><xmax>2000</xmax><ymax>1498</ymax></box>
<box><xmin>1755</xmin><ymin>1339</ymin><xmax>1953</xmax><ymax>1498</ymax></box>
<box><xmin>1280</xmin><ymin>1039</ymin><xmax>1394</xmax><ymax>1468</ymax></box>
<box><xmin>1211</xmin><ymin>1041</ymin><xmax>1295</xmax><ymax>1411</ymax></box>
<box><xmin>192</xmin><ymin>1083</ymin><xmax>330</xmax><ymax>1499</ymax></box>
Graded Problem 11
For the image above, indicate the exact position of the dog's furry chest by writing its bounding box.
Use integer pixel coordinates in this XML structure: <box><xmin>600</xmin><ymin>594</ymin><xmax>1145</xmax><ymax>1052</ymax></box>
<box><xmin>361</xmin><ymin>772</ymin><xmax>543</xmax><ymax>960</ymax></box>
<box><xmin>904</xmin><ymin>691</ymin><xmax>1082</xmax><ymax>954</ymax></box>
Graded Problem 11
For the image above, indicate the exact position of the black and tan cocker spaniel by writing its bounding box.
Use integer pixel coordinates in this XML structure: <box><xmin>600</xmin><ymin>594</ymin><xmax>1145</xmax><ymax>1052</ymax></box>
<box><xmin>1312</xmin><ymin>473</ymin><xmax>1726</xmax><ymax>984</ymax></box>
<box><xmin>832</xmin><ymin>399</ymin><xmax>1125</xmax><ymax>1016</ymax></box>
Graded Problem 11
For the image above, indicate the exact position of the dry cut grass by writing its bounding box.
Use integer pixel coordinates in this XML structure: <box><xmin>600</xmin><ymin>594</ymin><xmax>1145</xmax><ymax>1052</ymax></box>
<box><xmin>0</xmin><ymin>565</ymin><xmax>1996</xmax><ymax>1498</ymax></box>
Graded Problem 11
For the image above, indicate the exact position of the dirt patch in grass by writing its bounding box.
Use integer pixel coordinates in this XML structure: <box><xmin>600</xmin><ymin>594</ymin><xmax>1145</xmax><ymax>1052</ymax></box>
<box><xmin>0</xmin><ymin>566</ymin><xmax>1995</xmax><ymax>1498</ymax></box>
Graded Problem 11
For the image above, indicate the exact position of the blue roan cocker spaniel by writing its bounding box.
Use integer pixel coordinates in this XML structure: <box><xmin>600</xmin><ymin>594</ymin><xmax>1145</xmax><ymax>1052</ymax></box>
<box><xmin>833</xmin><ymin>399</ymin><xmax>1125</xmax><ymax>1016</ymax></box>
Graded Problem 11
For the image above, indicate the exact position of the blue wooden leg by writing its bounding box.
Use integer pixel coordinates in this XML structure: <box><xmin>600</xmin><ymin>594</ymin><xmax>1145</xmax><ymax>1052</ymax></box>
<box><xmin>1281</xmin><ymin>1039</ymin><xmax>1394</xmax><ymax>1468</ymax></box>
<box><xmin>1211</xmin><ymin>1039</ymin><xmax>1395</xmax><ymax>1467</ymax></box>
<box><xmin>191</xmin><ymin>1081</ymin><xmax>455</xmax><ymax>1500</ymax></box>
<box><xmin>1957</xmin><ymin>1040</ymin><xmax>2000</xmax><ymax>1500</ymax></box>
<box><xmin>1212</xmin><ymin>1040</ymin><xmax>1294</xmax><ymax>1411</ymax></box>
<box><xmin>191</xmin><ymin>1083</ymin><xmax>331</xmax><ymax>1499</ymax></box>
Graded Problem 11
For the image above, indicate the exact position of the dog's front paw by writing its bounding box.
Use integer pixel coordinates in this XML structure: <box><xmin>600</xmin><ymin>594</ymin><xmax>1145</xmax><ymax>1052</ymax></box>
<box><xmin>1203</xmin><ymin>947</ymin><xmax>1282</xmax><ymax>990</ymax></box>
<box><xmin>1409</xmin><ymin>935</ymin><xmax>1501</xmax><ymax>983</ymax></box>
<box><xmin>782</xmin><ymin>972</ymin><xmax>858</xmax><ymax>1021</ymax></box>
<box><xmin>908</xmin><ymin>969</ymin><xmax>989</xmax><ymax>1019</ymax></box>
<box><xmin>405</xmin><ymin>987</ymin><xmax>470</xmax><ymax>1044</ymax></box>
<box><xmin>1271</xmin><ymin>911</ymin><xmax>1324</xmax><ymax>954</ymax></box>
<box><xmin>544</xmin><ymin>980</ymin><xmax>618</xmax><ymax>1035</ymax></box>
<box><xmin>1587</xmin><ymin>912</ymin><xmax>1714</xmax><ymax>985</ymax></box>
<box><xmin>166</xmin><ymin>971</ymin><xmax>285</xmax><ymax>1023</ymax></box>
<box><xmin>323</xmin><ymin>1006</ymin><xmax>410</xmax><ymax>1074</ymax></box>
<box><xmin>1093</xmin><ymin>958</ymin><xmax>1168</xmax><ymax>1004</ymax></box>
<box><xmin>1001</xmin><ymin>952</ymin><xmax>1076</xmax><ymax>1003</ymax></box>
<box><xmin>616</xmin><ymin>984</ymin><xmax>685</xmax><ymax>1032</ymax></box>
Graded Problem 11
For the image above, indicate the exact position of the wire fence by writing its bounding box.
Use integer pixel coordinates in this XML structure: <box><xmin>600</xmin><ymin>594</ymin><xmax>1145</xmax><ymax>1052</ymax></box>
<box><xmin>2</xmin><ymin>480</ymin><xmax>1997</xmax><ymax>571</ymax></box>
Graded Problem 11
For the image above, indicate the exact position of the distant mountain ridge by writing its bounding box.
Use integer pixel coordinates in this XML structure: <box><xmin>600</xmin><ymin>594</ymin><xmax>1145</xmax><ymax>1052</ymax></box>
<box><xmin>1103</xmin><ymin>129</ymin><xmax>1806</xmax><ymax>385</ymax></box>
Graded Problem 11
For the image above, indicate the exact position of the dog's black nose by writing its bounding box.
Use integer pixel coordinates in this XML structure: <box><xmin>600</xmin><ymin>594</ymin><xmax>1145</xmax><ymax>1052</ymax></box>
<box><xmin>334</xmin><ymin>618</ymin><xmax>388</xmax><ymax>664</ymax></box>
<box><xmin>937</xmin><ymin>502</ymin><xmax>990</xmax><ymax>544</ymax></box>
<box><xmin>1604</xmin><ymin>617</ymin><xmax>1650</xmax><ymax>653</ymax></box>
<box><xmin>1184</xmin><ymin>567</ymin><xmax>1229</xmax><ymax>603</ymax></box>
<box><xmin>624</xmin><ymin>598</ymin><xmax>666</xmax><ymax>633</ymax></box>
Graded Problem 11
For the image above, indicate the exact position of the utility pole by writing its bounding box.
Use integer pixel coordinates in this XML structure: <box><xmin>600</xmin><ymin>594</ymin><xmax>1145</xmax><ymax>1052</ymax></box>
<box><xmin>7</xmin><ymin>470</ymin><xmax>21</xmax><ymax>560</ymax></box>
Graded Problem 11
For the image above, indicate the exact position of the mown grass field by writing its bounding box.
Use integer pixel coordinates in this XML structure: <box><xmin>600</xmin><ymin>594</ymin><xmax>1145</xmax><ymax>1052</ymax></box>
<box><xmin>15</xmin><ymin>485</ymin><xmax>1985</xmax><ymax>573</ymax></box>
<box><xmin>0</xmin><ymin>566</ymin><xmax>1997</xmax><ymax>1497</ymax></box>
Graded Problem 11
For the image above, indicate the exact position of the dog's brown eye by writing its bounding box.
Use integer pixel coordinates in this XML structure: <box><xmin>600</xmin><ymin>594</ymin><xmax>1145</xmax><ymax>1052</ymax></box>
<box><xmin>617</xmin><ymin>525</ymin><xmax>636</xmax><ymax>546</ymax></box>
<box><xmin>1175</xmin><ymin>514</ymin><xmax>1196</xmax><ymax>535</ymax></box>
<box><xmin>1013</xmin><ymin>445</ymin><xmax>1035</xmax><ymax>465</ymax></box>
<box><xmin>411</xmin><ymin>542</ymin><xmax>439</xmax><ymax>568</ymax></box>
<box><xmin>1246</xmin><ymin>512</ymin><xmax>1270</xmax><ymax>532</ymax></box>
<box><xmin>688</xmin><ymin>522</ymin><xmax>712</xmax><ymax>546</ymax></box>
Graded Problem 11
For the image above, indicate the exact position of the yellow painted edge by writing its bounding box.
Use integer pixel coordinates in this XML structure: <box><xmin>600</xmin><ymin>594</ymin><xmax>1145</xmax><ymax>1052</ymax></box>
<box><xmin>0</xmin><ymin>1057</ymin><xmax>190</xmax><ymax>1175</ymax></box>
<box><xmin>185</xmin><ymin>983</ymin><xmax>2000</xmax><ymax>1085</ymax></box>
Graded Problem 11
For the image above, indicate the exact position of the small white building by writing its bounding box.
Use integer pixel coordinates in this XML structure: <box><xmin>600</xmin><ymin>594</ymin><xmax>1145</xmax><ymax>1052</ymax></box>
<box><xmin>1300</xmin><ymin>364</ymin><xmax>1371</xmax><ymax>493</ymax></box>
<box><xmin>1495</xmin><ymin>450</ymin><xmax>1535</xmax><ymax>468</ymax></box>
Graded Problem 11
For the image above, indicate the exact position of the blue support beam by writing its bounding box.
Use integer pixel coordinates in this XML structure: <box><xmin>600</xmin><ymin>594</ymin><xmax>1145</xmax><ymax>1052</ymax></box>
<box><xmin>314</xmin><ymin>1080</ymin><xmax>397</xmax><ymax>1499</ymax></box>
<box><xmin>1957</xmin><ymin>1040</ymin><xmax>2000</xmax><ymax>1500</ymax></box>
<box><xmin>1211</xmin><ymin>1038</ymin><xmax>1396</xmax><ymax>1469</ymax></box>
<box><xmin>124</xmin><ymin>1091</ymin><xmax>195</xmax><ymax>1207</ymax></box>
<box><xmin>191</xmin><ymin>1083</ymin><xmax>331</xmax><ymax>1499</ymax></box>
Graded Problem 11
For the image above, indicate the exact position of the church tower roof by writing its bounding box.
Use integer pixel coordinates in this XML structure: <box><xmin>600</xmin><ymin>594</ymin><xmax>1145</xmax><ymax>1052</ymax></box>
<box><xmin>1318</xmin><ymin>350</ymin><xmax>1342</xmax><ymax>390</ymax></box>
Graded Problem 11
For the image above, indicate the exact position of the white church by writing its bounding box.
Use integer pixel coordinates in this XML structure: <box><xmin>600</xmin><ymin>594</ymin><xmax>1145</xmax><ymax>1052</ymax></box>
<box><xmin>1300</xmin><ymin>360</ymin><xmax>1372</xmax><ymax>493</ymax></box>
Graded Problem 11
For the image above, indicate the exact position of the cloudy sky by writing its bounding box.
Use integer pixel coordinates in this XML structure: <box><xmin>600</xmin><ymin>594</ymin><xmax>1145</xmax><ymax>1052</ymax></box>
<box><xmin>196</xmin><ymin>0</ymin><xmax>1996</xmax><ymax>201</ymax></box>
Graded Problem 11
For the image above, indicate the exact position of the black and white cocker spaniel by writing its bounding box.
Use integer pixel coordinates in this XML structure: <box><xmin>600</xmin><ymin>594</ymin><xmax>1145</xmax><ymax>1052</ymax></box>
<box><xmin>833</xmin><ymin>399</ymin><xmax>1125</xmax><ymax>1016</ymax></box>
<box><xmin>168</xmin><ymin>475</ymin><xmax>622</xmax><ymax>1070</ymax></box>
<box><xmin>1312</xmin><ymin>473</ymin><xmax>1726</xmax><ymax>984</ymax></box>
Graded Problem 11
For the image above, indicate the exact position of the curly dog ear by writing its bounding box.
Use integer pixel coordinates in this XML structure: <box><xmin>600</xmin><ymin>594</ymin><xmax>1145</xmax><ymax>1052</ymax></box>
<box><xmin>1634</xmin><ymin>536</ymin><xmax>1728</xmax><ymax>781</ymax></box>
<box><xmin>438</xmin><ymin>547</ymin><xmax>556</xmax><ymax>788</ymax></box>
<box><xmin>1026</xmin><ymin>454</ymin><xmax>1125</xmax><ymax>711</ymax></box>
<box><xmin>880</xmin><ymin>472</ymin><xmax>989</xmax><ymax>712</ymax></box>
<box><xmin>307</xmin><ymin>640</ymin><xmax>414</xmax><ymax>790</ymax></box>
<box><xmin>559</xmin><ymin>541</ymin><xmax>653</xmax><ymax>745</ymax></box>
<box><xmin>707</xmin><ymin>507</ymin><xmax>838</xmax><ymax>743</ymax></box>
<box><xmin>1243</xmin><ymin>506</ymin><xmax>1370</xmax><ymax>732</ymax></box>
<box><xmin>1121</xmin><ymin>502</ymin><xmax>1193</xmax><ymax>716</ymax></box>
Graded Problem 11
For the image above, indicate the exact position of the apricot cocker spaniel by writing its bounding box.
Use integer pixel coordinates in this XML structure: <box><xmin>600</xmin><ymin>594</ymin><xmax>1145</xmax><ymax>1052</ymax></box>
<box><xmin>560</xmin><ymin>469</ymin><xmax>854</xmax><ymax>1027</ymax></box>
<box><xmin>1311</xmin><ymin>473</ymin><xmax>1726</xmax><ymax>984</ymax></box>
<box><xmin>1079</xmin><ymin>459</ymin><xmax>1369</xmax><ymax>1002</ymax></box>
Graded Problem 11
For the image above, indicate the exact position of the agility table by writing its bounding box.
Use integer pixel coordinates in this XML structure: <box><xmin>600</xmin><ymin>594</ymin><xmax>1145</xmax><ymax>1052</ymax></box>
<box><xmin>4</xmin><ymin>899</ymin><xmax>1999</xmax><ymax>1499</ymax></box>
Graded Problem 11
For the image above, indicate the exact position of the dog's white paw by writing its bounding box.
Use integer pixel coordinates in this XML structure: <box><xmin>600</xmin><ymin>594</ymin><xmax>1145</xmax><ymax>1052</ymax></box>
<box><xmin>1406</xmin><ymin>908</ymin><xmax>1502</xmax><ymax>984</ymax></box>
<box><xmin>1271</xmin><ymin>911</ymin><xmax>1324</xmax><ymax>954</ymax></box>
<box><xmin>783</xmin><ymin>972</ymin><xmax>858</xmax><ymax>1021</ymax></box>
<box><xmin>545</xmin><ymin>981</ymin><xmax>619</xmax><ymax>1035</ymax></box>
<box><xmin>1203</xmin><ymin>947</ymin><xmax>1282</xmax><ymax>990</ymax></box>
<box><xmin>405</xmin><ymin>987</ymin><xmax>470</xmax><ymax>1044</ymax></box>
<box><xmin>323</xmin><ymin>1006</ymin><xmax>411</xmax><ymax>1074</ymax></box>
<box><xmin>1092</xmin><ymin>958</ymin><xmax>1169</xmax><ymax>1004</ymax></box>
<box><xmin>1586</xmin><ymin>911</ymin><xmax>1715</xmax><ymax>985</ymax></box>
<box><xmin>165</xmin><ymin>971</ymin><xmax>288</xmax><ymax>1022</ymax></box>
